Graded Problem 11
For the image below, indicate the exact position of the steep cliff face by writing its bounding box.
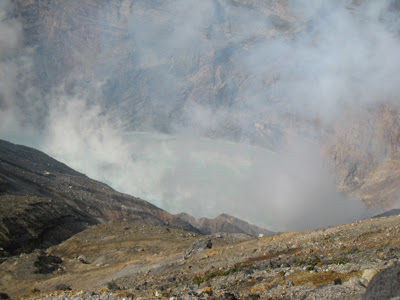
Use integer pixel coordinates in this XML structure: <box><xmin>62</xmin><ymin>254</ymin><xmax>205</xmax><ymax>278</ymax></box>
<box><xmin>13</xmin><ymin>0</ymin><xmax>132</xmax><ymax>88</ymax></box>
<box><xmin>324</xmin><ymin>104</ymin><xmax>400</xmax><ymax>209</ymax></box>
<box><xmin>12</xmin><ymin>0</ymin><xmax>292</xmax><ymax>134</ymax></box>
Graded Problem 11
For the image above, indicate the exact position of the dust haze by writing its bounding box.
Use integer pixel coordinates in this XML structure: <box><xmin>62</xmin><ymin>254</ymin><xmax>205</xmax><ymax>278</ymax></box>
<box><xmin>1</xmin><ymin>0</ymin><xmax>399</xmax><ymax>231</ymax></box>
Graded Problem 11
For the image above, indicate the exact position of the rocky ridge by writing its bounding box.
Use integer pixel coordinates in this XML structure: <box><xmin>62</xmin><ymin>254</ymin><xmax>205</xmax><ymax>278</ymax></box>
<box><xmin>176</xmin><ymin>213</ymin><xmax>274</xmax><ymax>236</ymax></box>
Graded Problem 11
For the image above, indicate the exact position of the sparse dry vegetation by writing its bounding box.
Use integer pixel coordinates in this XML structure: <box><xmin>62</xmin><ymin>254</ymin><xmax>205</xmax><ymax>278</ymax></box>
<box><xmin>1</xmin><ymin>215</ymin><xmax>399</xmax><ymax>299</ymax></box>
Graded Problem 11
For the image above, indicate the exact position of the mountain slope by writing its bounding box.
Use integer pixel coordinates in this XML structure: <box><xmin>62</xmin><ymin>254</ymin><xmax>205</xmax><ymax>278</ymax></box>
<box><xmin>0</xmin><ymin>139</ymin><xmax>171</xmax><ymax>224</ymax></box>
<box><xmin>0</xmin><ymin>139</ymin><xmax>199</xmax><ymax>253</ymax></box>
<box><xmin>0</xmin><ymin>139</ymin><xmax>273</xmax><ymax>254</ymax></box>
<box><xmin>0</xmin><ymin>195</ymin><xmax>96</xmax><ymax>255</ymax></box>
<box><xmin>176</xmin><ymin>213</ymin><xmax>274</xmax><ymax>236</ymax></box>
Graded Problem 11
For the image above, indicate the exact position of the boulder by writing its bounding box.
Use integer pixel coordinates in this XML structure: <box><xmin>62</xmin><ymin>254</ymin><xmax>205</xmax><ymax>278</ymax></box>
<box><xmin>55</xmin><ymin>284</ymin><xmax>71</xmax><ymax>291</ymax></box>
<box><xmin>363</xmin><ymin>263</ymin><xmax>400</xmax><ymax>300</ymax></box>
<box><xmin>183</xmin><ymin>237</ymin><xmax>212</xmax><ymax>259</ymax></box>
<box><xmin>77</xmin><ymin>254</ymin><xmax>88</xmax><ymax>264</ymax></box>
<box><xmin>333</xmin><ymin>278</ymin><xmax>342</xmax><ymax>285</ymax></box>
<box><xmin>344</xmin><ymin>277</ymin><xmax>363</xmax><ymax>288</ymax></box>
<box><xmin>362</xmin><ymin>269</ymin><xmax>378</xmax><ymax>282</ymax></box>
<box><xmin>105</xmin><ymin>281</ymin><xmax>120</xmax><ymax>290</ymax></box>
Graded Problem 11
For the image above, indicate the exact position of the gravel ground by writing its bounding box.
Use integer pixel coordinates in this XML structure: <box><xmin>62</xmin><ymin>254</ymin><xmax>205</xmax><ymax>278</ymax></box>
<box><xmin>4</xmin><ymin>215</ymin><xmax>400</xmax><ymax>299</ymax></box>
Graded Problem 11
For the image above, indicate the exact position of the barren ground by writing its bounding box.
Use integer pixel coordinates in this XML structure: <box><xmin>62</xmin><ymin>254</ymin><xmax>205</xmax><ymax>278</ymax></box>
<box><xmin>1</xmin><ymin>214</ymin><xmax>399</xmax><ymax>299</ymax></box>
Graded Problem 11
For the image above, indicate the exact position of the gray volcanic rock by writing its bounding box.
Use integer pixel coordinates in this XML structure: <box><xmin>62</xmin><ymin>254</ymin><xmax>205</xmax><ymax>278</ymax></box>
<box><xmin>363</xmin><ymin>263</ymin><xmax>400</xmax><ymax>300</ymax></box>
<box><xmin>183</xmin><ymin>237</ymin><xmax>212</xmax><ymax>259</ymax></box>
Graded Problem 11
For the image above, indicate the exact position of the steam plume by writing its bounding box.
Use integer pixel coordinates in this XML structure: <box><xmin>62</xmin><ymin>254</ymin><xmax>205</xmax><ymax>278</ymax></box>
<box><xmin>2</xmin><ymin>0</ymin><xmax>399</xmax><ymax>230</ymax></box>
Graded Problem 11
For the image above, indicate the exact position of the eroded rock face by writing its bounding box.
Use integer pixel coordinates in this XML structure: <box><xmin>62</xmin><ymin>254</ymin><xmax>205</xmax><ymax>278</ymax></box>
<box><xmin>323</xmin><ymin>105</ymin><xmax>400</xmax><ymax>210</ymax></box>
<box><xmin>12</xmin><ymin>0</ymin><xmax>292</xmax><ymax>136</ymax></box>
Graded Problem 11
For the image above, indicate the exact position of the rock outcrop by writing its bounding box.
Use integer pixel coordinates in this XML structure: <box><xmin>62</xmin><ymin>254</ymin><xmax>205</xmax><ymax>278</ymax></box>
<box><xmin>183</xmin><ymin>237</ymin><xmax>212</xmax><ymax>259</ymax></box>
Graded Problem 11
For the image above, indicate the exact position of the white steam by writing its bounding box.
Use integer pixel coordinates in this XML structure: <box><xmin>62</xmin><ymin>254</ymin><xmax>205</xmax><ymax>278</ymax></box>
<box><xmin>2</xmin><ymin>0</ymin><xmax>399</xmax><ymax>231</ymax></box>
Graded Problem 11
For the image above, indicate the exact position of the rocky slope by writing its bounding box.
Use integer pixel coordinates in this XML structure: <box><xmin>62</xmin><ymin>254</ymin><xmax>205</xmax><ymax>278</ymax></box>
<box><xmin>1</xmin><ymin>214</ymin><xmax>399</xmax><ymax>299</ymax></box>
<box><xmin>0</xmin><ymin>139</ymin><xmax>193</xmax><ymax>254</ymax></box>
<box><xmin>0</xmin><ymin>139</ymin><xmax>184</xmax><ymax>225</ymax></box>
<box><xmin>0</xmin><ymin>139</ymin><xmax>271</xmax><ymax>254</ymax></box>
<box><xmin>0</xmin><ymin>195</ymin><xmax>96</xmax><ymax>256</ymax></box>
